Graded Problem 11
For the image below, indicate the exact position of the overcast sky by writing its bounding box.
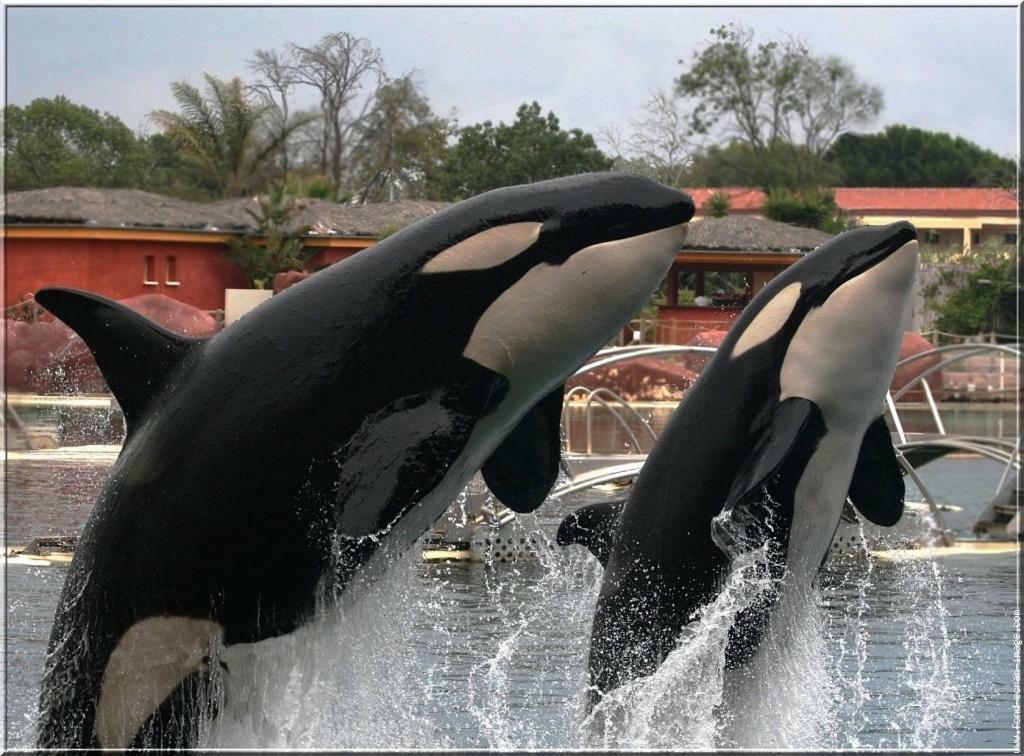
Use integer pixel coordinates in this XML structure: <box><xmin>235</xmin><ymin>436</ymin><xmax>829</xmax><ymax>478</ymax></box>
<box><xmin>4</xmin><ymin>6</ymin><xmax>1020</xmax><ymax>158</ymax></box>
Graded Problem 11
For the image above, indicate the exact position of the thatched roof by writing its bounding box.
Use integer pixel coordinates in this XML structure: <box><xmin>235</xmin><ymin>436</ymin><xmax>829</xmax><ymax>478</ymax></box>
<box><xmin>4</xmin><ymin>188</ymin><xmax>832</xmax><ymax>252</ymax></box>
<box><xmin>3</xmin><ymin>187</ymin><xmax>249</xmax><ymax>231</ymax></box>
<box><xmin>5</xmin><ymin>187</ymin><xmax>450</xmax><ymax>238</ymax></box>
<box><xmin>683</xmin><ymin>215</ymin><xmax>833</xmax><ymax>253</ymax></box>
<box><xmin>206</xmin><ymin>196</ymin><xmax>450</xmax><ymax>237</ymax></box>
<box><xmin>294</xmin><ymin>199</ymin><xmax>450</xmax><ymax>237</ymax></box>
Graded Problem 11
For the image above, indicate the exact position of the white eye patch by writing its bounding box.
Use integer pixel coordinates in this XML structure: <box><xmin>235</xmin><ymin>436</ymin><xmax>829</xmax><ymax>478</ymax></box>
<box><xmin>421</xmin><ymin>222</ymin><xmax>543</xmax><ymax>273</ymax></box>
<box><xmin>732</xmin><ymin>282</ymin><xmax>802</xmax><ymax>358</ymax></box>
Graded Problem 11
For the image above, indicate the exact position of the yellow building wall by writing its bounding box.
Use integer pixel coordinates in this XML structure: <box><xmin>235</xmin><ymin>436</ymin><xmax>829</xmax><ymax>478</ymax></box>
<box><xmin>852</xmin><ymin>214</ymin><xmax>1018</xmax><ymax>251</ymax></box>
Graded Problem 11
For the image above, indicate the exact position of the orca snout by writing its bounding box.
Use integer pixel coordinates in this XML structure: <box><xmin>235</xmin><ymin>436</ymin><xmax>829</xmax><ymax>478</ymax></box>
<box><xmin>540</xmin><ymin>172</ymin><xmax>695</xmax><ymax>243</ymax></box>
<box><xmin>838</xmin><ymin>220</ymin><xmax>918</xmax><ymax>285</ymax></box>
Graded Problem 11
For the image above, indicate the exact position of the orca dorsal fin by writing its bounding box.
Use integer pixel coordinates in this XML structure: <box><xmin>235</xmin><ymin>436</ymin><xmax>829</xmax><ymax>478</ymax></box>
<box><xmin>556</xmin><ymin>498</ymin><xmax>626</xmax><ymax>567</ymax></box>
<box><xmin>847</xmin><ymin>415</ymin><xmax>905</xmax><ymax>526</ymax></box>
<box><xmin>34</xmin><ymin>287</ymin><xmax>206</xmax><ymax>429</ymax></box>
<box><xmin>482</xmin><ymin>383</ymin><xmax>565</xmax><ymax>513</ymax></box>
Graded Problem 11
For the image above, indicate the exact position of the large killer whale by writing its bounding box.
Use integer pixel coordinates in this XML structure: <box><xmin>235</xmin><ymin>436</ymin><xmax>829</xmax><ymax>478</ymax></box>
<box><xmin>558</xmin><ymin>221</ymin><xmax>918</xmax><ymax>705</ymax></box>
<box><xmin>34</xmin><ymin>173</ymin><xmax>695</xmax><ymax>749</ymax></box>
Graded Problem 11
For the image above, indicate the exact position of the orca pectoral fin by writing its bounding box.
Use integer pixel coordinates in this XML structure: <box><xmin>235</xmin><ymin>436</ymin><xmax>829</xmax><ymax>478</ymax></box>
<box><xmin>714</xmin><ymin>398</ymin><xmax>825</xmax><ymax>552</ymax></box>
<box><xmin>336</xmin><ymin>362</ymin><xmax>509</xmax><ymax>539</ymax></box>
<box><xmin>34</xmin><ymin>287</ymin><xmax>205</xmax><ymax>429</ymax></box>
<box><xmin>482</xmin><ymin>383</ymin><xmax>565</xmax><ymax>513</ymax></box>
<box><xmin>556</xmin><ymin>497</ymin><xmax>626</xmax><ymax>567</ymax></box>
<box><xmin>847</xmin><ymin>415</ymin><xmax>905</xmax><ymax>526</ymax></box>
<box><xmin>727</xmin><ymin>398</ymin><xmax>821</xmax><ymax>509</ymax></box>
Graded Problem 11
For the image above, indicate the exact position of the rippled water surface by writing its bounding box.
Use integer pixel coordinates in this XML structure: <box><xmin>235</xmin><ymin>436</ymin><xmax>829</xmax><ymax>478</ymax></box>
<box><xmin>3</xmin><ymin>454</ymin><xmax>1020</xmax><ymax>749</ymax></box>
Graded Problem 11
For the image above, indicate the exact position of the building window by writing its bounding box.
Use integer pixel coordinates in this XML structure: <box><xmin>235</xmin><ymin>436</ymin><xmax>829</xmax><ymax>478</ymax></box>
<box><xmin>144</xmin><ymin>256</ymin><xmax>158</xmax><ymax>285</ymax></box>
<box><xmin>1004</xmin><ymin>233</ymin><xmax>1018</xmax><ymax>245</ymax></box>
<box><xmin>166</xmin><ymin>256</ymin><xmax>180</xmax><ymax>286</ymax></box>
<box><xmin>972</xmin><ymin>232</ymin><xmax>980</xmax><ymax>245</ymax></box>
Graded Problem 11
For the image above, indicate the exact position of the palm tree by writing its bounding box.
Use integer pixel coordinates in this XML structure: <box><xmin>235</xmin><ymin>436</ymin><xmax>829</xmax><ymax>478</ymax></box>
<box><xmin>150</xmin><ymin>74</ymin><xmax>299</xmax><ymax>197</ymax></box>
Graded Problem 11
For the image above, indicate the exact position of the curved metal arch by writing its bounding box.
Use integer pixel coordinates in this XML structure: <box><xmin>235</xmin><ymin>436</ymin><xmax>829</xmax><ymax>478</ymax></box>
<box><xmin>574</xmin><ymin>345</ymin><xmax>717</xmax><ymax>378</ymax></box>
<box><xmin>890</xmin><ymin>343</ymin><xmax>1020</xmax><ymax>403</ymax></box>
<box><xmin>549</xmin><ymin>462</ymin><xmax>645</xmax><ymax>500</ymax></box>
<box><xmin>897</xmin><ymin>439</ymin><xmax>1020</xmax><ymax>469</ymax></box>
<box><xmin>896</xmin><ymin>342</ymin><xmax>1021</xmax><ymax>368</ymax></box>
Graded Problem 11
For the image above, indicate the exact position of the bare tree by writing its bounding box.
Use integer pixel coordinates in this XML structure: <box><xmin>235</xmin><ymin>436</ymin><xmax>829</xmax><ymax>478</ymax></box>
<box><xmin>287</xmin><ymin>32</ymin><xmax>385</xmax><ymax>194</ymax></box>
<box><xmin>248</xmin><ymin>47</ymin><xmax>302</xmax><ymax>175</ymax></box>
<box><xmin>600</xmin><ymin>91</ymin><xmax>693</xmax><ymax>188</ymax></box>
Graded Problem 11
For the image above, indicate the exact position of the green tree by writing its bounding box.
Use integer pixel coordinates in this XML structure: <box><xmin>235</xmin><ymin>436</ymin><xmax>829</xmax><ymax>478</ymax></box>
<box><xmin>150</xmin><ymin>74</ymin><xmax>296</xmax><ymax>197</ymax></box>
<box><xmin>923</xmin><ymin>243</ymin><xmax>1018</xmax><ymax>336</ymax></box>
<box><xmin>3</xmin><ymin>96</ymin><xmax>147</xmax><ymax>190</ymax></box>
<box><xmin>349</xmin><ymin>75</ymin><xmax>452</xmax><ymax>202</ymax></box>
<box><xmin>827</xmin><ymin>124</ymin><xmax>1017</xmax><ymax>187</ymax></box>
<box><xmin>431</xmin><ymin>102</ymin><xmax>612</xmax><ymax>199</ymax></box>
<box><xmin>687</xmin><ymin>139</ymin><xmax>841</xmax><ymax>188</ymax></box>
<box><xmin>134</xmin><ymin>132</ymin><xmax>217</xmax><ymax>201</ymax></box>
<box><xmin>676</xmin><ymin>24</ymin><xmax>882</xmax><ymax>190</ymax></box>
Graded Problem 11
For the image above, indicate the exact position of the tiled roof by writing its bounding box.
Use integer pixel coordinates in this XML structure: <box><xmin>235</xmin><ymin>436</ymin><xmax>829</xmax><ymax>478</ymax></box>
<box><xmin>833</xmin><ymin>187</ymin><xmax>1018</xmax><ymax>214</ymax></box>
<box><xmin>688</xmin><ymin>186</ymin><xmax>1019</xmax><ymax>215</ymax></box>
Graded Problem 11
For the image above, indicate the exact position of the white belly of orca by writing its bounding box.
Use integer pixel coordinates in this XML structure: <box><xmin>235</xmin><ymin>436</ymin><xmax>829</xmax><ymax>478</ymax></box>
<box><xmin>784</xmin><ymin>429</ymin><xmax>862</xmax><ymax>581</ymax></box>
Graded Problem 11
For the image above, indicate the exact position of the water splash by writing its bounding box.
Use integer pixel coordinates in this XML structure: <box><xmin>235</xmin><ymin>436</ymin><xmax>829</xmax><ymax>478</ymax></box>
<box><xmin>822</xmin><ymin>513</ymin><xmax>960</xmax><ymax>749</ymax></box>
<box><xmin>583</xmin><ymin>546</ymin><xmax>776</xmax><ymax>750</ymax></box>
<box><xmin>208</xmin><ymin>551</ymin><xmax>453</xmax><ymax>748</ymax></box>
<box><xmin>196</xmin><ymin>487</ymin><xmax>961</xmax><ymax>750</ymax></box>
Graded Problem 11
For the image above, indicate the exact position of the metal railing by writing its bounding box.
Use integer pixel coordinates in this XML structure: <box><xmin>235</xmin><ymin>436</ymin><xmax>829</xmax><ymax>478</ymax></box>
<box><xmin>557</xmin><ymin>344</ymin><xmax>1020</xmax><ymax>523</ymax></box>
<box><xmin>563</xmin><ymin>386</ymin><xmax>656</xmax><ymax>455</ymax></box>
<box><xmin>887</xmin><ymin>343</ymin><xmax>1020</xmax><ymax>434</ymax></box>
<box><xmin>562</xmin><ymin>345</ymin><xmax>717</xmax><ymax>455</ymax></box>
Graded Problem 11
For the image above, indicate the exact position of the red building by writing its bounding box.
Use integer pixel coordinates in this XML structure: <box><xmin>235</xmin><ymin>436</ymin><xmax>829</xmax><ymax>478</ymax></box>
<box><xmin>3</xmin><ymin>188</ymin><xmax>445</xmax><ymax>313</ymax></box>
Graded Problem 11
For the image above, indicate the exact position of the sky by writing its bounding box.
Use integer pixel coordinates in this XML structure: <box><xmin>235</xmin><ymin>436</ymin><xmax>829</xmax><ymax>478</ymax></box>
<box><xmin>3</xmin><ymin>5</ymin><xmax>1020</xmax><ymax>158</ymax></box>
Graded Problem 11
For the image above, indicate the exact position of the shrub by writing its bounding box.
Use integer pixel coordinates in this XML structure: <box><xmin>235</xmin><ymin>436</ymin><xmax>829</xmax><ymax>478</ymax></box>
<box><xmin>764</xmin><ymin>187</ymin><xmax>854</xmax><ymax>234</ymax></box>
<box><xmin>225</xmin><ymin>187</ymin><xmax>308</xmax><ymax>289</ymax></box>
<box><xmin>702</xmin><ymin>191</ymin><xmax>731</xmax><ymax>217</ymax></box>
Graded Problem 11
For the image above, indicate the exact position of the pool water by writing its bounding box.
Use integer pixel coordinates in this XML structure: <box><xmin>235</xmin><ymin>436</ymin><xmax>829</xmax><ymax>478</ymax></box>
<box><xmin>3</xmin><ymin>455</ymin><xmax>1020</xmax><ymax>749</ymax></box>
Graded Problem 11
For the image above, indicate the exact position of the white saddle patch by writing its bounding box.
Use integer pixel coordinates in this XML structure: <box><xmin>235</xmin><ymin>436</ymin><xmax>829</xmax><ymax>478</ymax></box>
<box><xmin>96</xmin><ymin>616</ymin><xmax>224</xmax><ymax>748</ymax></box>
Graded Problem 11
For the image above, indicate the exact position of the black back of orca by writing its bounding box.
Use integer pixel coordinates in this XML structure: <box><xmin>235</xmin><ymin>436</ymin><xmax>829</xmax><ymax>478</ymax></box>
<box><xmin>35</xmin><ymin>172</ymin><xmax>694</xmax><ymax>747</ymax></box>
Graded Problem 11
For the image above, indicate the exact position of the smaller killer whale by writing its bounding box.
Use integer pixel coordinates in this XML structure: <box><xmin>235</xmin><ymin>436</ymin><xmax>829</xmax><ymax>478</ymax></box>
<box><xmin>559</xmin><ymin>222</ymin><xmax>919</xmax><ymax>705</ymax></box>
<box><xmin>35</xmin><ymin>173</ymin><xmax>695</xmax><ymax>749</ymax></box>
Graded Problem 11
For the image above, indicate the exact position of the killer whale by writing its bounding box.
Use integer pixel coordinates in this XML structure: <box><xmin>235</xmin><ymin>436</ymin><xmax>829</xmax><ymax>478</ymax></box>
<box><xmin>35</xmin><ymin>173</ymin><xmax>695</xmax><ymax>748</ymax></box>
<box><xmin>559</xmin><ymin>222</ymin><xmax>918</xmax><ymax>704</ymax></box>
